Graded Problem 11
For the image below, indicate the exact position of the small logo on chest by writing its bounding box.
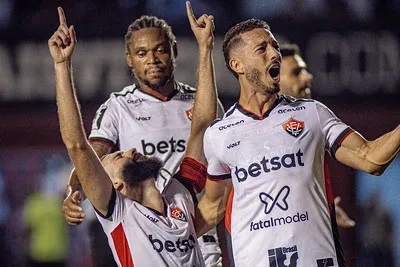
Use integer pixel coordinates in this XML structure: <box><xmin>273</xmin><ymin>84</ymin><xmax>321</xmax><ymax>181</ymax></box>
<box><xmin>185</xmin><ymin>108</ymin><xmax>193</xmax><ymax>121</ymax></box>
<box><xmin>136</xmin><ymin>116</ymin><xmax>151</xmax><ymax>121</ymax></box>
<box><xmin>145</xmin><ymin>214</ymin><xmax>159</xmax><ymax>223</ymax></box>
<box><xmin>170</xmin><ymin>207</ymin><xmax>187</xmax><ymax>222</ymax></box>
<box><xmin>283</xmin><ymin>118</ymin><xmax>304</xmax><ymax>138</ymax></box>
<box><xmin>227</xmin><ymin>141</ymin><xmax>241</xmax><ymax>149</ymax></box>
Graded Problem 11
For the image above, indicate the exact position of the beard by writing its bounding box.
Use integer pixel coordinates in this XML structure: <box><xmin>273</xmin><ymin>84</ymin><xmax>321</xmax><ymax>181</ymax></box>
<box><xmin>246</xmin><ymin>68</ymin><xmax>280</xmax><ymax>94</ymax></box>
<box><xmin>121</xmin><ymin>156</ymin><xmax>164</xmax><ymax>187</ymax></box>
<box><xmin>132</xmin><ymin>59</ymin><xmax>176</xmax><ymax>91</ymax></box>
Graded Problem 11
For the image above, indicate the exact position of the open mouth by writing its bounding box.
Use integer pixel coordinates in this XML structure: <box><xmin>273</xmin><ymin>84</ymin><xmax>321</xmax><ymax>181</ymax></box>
<box><xmin>268</xmin><ymin>64</ymin><xmax>280</xmax><ymax>83</ymax></box>
<box><xmin>132</xmin><ymin>152</ymin><xmax>145</xmax><ymax>162</ymax></box>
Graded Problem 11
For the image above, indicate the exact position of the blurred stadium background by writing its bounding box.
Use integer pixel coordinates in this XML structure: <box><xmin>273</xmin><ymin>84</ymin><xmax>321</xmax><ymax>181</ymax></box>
<box><xmin>0</xmin><ymin>0</ymin><xmax>399</xmax><ymax>266</ymax></box>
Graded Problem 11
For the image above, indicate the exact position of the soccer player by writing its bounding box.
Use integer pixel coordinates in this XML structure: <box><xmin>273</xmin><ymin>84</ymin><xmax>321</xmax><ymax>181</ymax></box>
<box><xmin>60</xmin><ymin>6</ymin><xmax>223</xmax><ymax>267</ymax></box>
<box><xmin>50</xmin><ymin>4</ymin><xmax>217</xmax><ymax>266</ymax></box>
<box><xmin>199</xmin><ymin>19</ymin><xmax>400</xmax><ymax>267</ymax></box>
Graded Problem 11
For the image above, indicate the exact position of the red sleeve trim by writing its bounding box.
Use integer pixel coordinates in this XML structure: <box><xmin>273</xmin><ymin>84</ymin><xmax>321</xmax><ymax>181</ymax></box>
<box><xmin>175</xmin><ymin>157</ymin><xmax>207</xmax><ymax>194</ymax></box>
<box><xmin>89</xmin><ymin>137</ymin><xmax>115</xmax><ymax>148</ymax></box>
<box><xmin>330</xmin><ymin>127</ymin><xmax>354</xmax><ymax>159</ymax></box>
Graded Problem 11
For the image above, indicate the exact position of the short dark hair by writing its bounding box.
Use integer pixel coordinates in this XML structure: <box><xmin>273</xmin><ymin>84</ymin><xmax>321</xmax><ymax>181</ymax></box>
<box><xmin>280</xmin><ymin>43</ymin><xmax>301</xmax><ymax>58</ymax></box>
<box><xmin>222</xmin><ymin>18</ymin><xmax>271</xmax><ymax>79</ymax></box>
<box><xmin>124</xmin><ymin>15</ymin><xmax>177</xmax><ymax>56</ymax></box>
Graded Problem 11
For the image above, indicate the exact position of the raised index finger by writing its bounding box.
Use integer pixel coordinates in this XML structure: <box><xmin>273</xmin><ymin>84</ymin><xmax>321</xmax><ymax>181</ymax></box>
<box><xmin>186</xmin><ymin>1</ymin><xmax>198</xmax><ymax>27</ymax></box>
<box><xmin>58</xmin><ymin>7</ymin><xmax>67</xmax><ymax>26</ymax></box>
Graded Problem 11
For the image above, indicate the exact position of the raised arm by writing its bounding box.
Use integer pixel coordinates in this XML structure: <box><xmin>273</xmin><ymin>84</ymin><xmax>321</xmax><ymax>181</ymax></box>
<box><xmin>49</xmin><ymin>7</ymin><xmax>113</xmax><ymax>216</ymax></box>
<box><xmin>184</xmin><ymin>1</ymin><xmax>233</xmax><ymax>236</ymax></box>
<box><xmin>335</xmin><ymin>125</ymin><xmax>400</xmax><ymax>175</ymax></box>
<box><xmin>62</xmin><ymin>142</ymin><xmax>111</xmax><ymax>225</ymax></box>
<box><xmin>184</xmin><ymin>1</ymin><xmax>217</xmax><ymax>166</ymax></box>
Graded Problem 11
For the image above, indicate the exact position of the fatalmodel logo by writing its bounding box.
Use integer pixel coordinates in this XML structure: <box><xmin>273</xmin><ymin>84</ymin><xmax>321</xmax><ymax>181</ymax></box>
<box><xmin>259</xmin><ymin>186</ymin><xmax>290</xmax><ymax>214</ymax></box>
<box><xmin>249</xmin><ymin>212</ymin><xmax>309</xmax><ymax>231</ymax></box>
<box><xmin>141</xmin><ymin>138</ymin><xmax>186</xmax><ymax>155</ymax></box>
<box><xmin>218</xmin><ymin>120</ymin><xmax>244</xmax><ymax>131</ymax></box>
<box><xmin>234</xmin><ymin>149</ymin><xmax>304</xmax><ymax>183</ymax></box>
<box><xmin>268</xmin><ymin>245</ymin><xmax>299</xmax><ymax>267</ymax></box>
<box><xmin>149</xmin><ymin>234</ymin><xmax>196</xmax><ymax>253</ymax></box>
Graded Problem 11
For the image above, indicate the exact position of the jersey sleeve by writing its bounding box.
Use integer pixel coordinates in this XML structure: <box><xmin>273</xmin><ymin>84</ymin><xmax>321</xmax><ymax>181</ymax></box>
<box><xmin>95</xmin><ymin>189</ymin><xmax>134</xmax><ymax>226</ymax></box>
<box><xmin>203</xmin><ymin>128</ymin><xmax>232</xmax><ymax>181</ymax></box>
<box><xmin>315</xmin><ymin>101</ymin><xmax>354</xmax><ymax>158</ymax></box>
<box><xmin>88</xmin><ymin>98</ymin><xmax>119</xmax><ymax>148</ymax></box>
<box><xmin>174</xmin><ymin>157</ymin><xmax>207</xmax><ymax>199</ymax></box>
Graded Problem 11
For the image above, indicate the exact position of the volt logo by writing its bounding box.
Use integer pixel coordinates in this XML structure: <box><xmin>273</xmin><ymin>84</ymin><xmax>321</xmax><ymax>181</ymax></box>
<box><xmin>136</xmin><ymin>116</ymin><xmax>151</xmax><ymax>121</ymax></box>
<box><xmin>268</xmin><ymin>245</ymin><xmax>299</xmax><ymax>267</ymax></box>
<box><xmin>283</xmin><ymin>118</ymin><xmax>304</xmax><ymax>138</ymax></box>
<box><xmin>259</xmin><ymin>186</ymin><xmax>290</xmax><ymax>214</ymax></box>
<box><xmin>145</xmin><ymin>214</ymin><xmax>159</xmax><ymax>223</ymax></box>
<box><xmin>227</xmin><ymin>141</ymin><xmax>241</xmax><ymax>149</ymax></box>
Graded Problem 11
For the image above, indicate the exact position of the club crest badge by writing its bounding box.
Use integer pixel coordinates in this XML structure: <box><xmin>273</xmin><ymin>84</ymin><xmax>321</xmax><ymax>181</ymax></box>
<box><xmin>186</xmin><ymin>108</ymin><xmax>193</xmax><ymax>121</ymax></box>
<box><xmin>170</xmin><ymin>207</ymin><xmax>187</xmax><ymax>222</ymax></box>
<box><xmin>283</xmin><ymin>118</ymin><xmax>304</xmax><ymax>138</ymax></box>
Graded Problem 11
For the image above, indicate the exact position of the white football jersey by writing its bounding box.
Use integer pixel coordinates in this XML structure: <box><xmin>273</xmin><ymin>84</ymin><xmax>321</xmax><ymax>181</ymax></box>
<box><xmin>204</xmin><ymin>95</ymin><xmax>352</xmax><ymax>267</ymax></box>
<box><xmin>89</xmin><ymin>82</ymin><xmax>195</xmax><ymax>190</ymax></box>
<box><xmin>89</xmin><ymin>82</ymin><xmax>222</xmax><ymax>266</ymax></box>
<box><xmin>96</xmin><ymin>178</ymin><xmax>205</xmax><ymax>267</ymax></box>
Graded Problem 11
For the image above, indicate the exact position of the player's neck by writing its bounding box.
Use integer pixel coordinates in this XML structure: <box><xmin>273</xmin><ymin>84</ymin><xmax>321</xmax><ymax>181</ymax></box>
<box><xmin>238</xmin><ymin>89</ymin><xmax>278</xmax><ymax>117</ymax></box>
<box><xmin>139</xmin><ymin>183</ymin><xmax>164</xmax><ymax>214</ymax></box>
<box><xmin>139</xmin><ymin>78</ymin><xmax>175</xmax><ymax>99</ymax></box>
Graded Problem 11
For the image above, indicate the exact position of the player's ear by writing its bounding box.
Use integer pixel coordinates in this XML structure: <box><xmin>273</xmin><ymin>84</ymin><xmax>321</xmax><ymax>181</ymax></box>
<box><xmin>229</xmin><ymin>58</ymin><xmax>243</xmax><ymax>76</ymax></box>
<box><xmin>125</xmin><ymin>50</ymin><xmax>133</xmax><ymax>67</ymax></box>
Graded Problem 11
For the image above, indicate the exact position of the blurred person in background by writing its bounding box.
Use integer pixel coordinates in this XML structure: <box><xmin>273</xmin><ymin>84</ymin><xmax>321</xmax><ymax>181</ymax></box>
<box><xmin>357</xmin><ymin>191</ymin><xmax>394</xmax><ymax>267</ymax></box>
<box><xmin>23</xmin><ymin>159</ymin><xmax>69</xmax><ymax>267</ymax></box>
<box><xmin>279</xmin><ymin>43</ymin><xmax>355</xmax><ymax>228</ymax></box>
<box><xmin>60</xmin><ymin>4</ymin><xmax>224</xmax><ymax>267</ymax></box>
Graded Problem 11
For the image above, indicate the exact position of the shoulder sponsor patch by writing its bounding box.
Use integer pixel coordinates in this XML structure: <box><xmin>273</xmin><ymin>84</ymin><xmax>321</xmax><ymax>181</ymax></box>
<box><xmin>283</xmin><ymin>118</ymin><xmax>304</xmax><ymax>138</ymax></box>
